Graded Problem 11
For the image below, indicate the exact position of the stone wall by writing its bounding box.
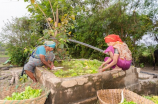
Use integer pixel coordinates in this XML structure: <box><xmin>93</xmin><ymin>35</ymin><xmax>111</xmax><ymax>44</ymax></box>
<box><xmin>135</xmin><ymin>79</ymin><xmax>158</xmax><ymax>95</ymax></box>
<box><xmin>35</xmin><ymin>66</ymin><xmax>138</xmax><ymax>104</ymax></box>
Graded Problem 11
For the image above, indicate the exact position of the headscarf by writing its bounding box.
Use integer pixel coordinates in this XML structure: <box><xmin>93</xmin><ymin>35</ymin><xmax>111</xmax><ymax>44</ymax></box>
<box><xmin>104</xmin><ymin>34</ymin><xmax>123</xmax><ymax>43</ymax></box>
<box><xmin>104</xmin><ymin>34</ymin><xmax>132</xmax><ymax>60</ymax></box>
<box><xmin>44</xmin><ymin>41</ymin><xmax>56</xmax><ymax>48</ymax></box>
<box><xmin>47</xmin><ymin>43</ymin><xmax>56</xmax><ymax>48</ymax></box>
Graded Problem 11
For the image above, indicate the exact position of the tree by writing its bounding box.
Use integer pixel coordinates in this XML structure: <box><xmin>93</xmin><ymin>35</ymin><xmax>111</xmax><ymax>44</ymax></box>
<box><xmin>24</xmin><ymin>0</ymin><xmax>77</xmax><ymax>60</ymax></box>
<box><xmin>69</xmin><ymin>0</ymin><xmax>155</xmax><ymax>62</ymax></box>
<box><xmin>22</xmin><ymin>0</ymin><xmax>158</xmax><ymax>65</ymax></box>
<box><xmin>0</xmin><ymin>16</ymin><xmax>41</xmax><ymax>65</ymax></box>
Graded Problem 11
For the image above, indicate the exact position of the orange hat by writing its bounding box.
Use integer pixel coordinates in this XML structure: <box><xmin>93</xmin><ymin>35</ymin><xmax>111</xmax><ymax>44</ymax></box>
<box><xmin>104</xmin><ymin>34</ymin><xmax>123</xmax><ymax>43</ymax></box>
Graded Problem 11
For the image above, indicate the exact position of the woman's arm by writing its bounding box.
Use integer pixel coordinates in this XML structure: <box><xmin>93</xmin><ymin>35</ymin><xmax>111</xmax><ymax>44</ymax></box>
<box><xmin>99</xmin><ymin>51</ymin><xmax>113</xmax><ymax>69</ymax></box>
<box><xmin>101</xmin><ymin>49</ymin><xmax>119</xmax><ymax>72</ymax></box>
<box><xmin>50</xmin><ymin>61</ymin><xmax>55</xmax><ymax>69</ymax></box>
<box><xmin>40</xmin><ymin>54</ymin><xmax>52</xmax><ymax>69</ymax></box>
<box><xmin>99</xmin><ymin>57</ymin><xmax>112</xmax><ymax>68</ymax></box>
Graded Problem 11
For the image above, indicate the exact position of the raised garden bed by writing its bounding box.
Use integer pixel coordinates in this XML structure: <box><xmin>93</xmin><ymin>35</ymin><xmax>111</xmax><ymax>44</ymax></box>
<box><xmin>52</xmin><ymin>59</ymin><xmax>102</xmax><ymax>78</ymax></box>
<box><xmin>35</xmin><ymin>59</ymin><xmax>139</xmax><ymax>104</ymax></box>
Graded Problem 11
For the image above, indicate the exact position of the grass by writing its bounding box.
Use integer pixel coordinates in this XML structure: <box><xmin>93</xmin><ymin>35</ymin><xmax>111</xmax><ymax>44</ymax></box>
<box><xmin>0</xmin><ymin>55</ymin><xmax>9</xmax><ymax>57</ymax></box>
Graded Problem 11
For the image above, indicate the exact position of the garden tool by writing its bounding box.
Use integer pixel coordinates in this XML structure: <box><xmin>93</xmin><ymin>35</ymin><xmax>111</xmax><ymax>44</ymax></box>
<box><xmin>53</xmin><ymin>67</ymin><xmax>63</xmax><ymax>70</ymax></box>
<box><xmin>68</xmin><ymin>39</ymin><xmax>104</xmax><ymax>53</ymax></box>
<box><xmin>50</xmin><ymin>37</ymin><xmax>105</xmax><ymax>53</ymax></box>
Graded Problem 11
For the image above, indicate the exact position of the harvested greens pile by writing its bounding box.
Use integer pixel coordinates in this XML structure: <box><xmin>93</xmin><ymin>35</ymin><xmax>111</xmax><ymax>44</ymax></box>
<box><xmin>53</xmin><ymin>59</ymin><xmax>102</xmax><ymax>78</ymax></box>
<box><xmin>4</xmin><ymin>86</ymin><xmax>42</xmax><ymax>100</ymax></box>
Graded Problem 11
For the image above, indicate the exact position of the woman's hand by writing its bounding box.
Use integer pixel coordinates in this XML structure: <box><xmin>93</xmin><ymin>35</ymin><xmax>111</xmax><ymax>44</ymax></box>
<box><xmin>98</xmin><ymin>68</ymin><xmax>104</xmax><ymax>73</ymax></box>
<box><xmin>50</xmin><ymin>65</ymin><xmax>55</xmax><ymax>70</ymax></box>
<box><xmin>50</xmin><ymin>62</ymin><xmax>55</xmax><ymax>70</ymax></box>
<box><xmin>99</xmin><ymin>65</ymin><xmax>102</xmax><ymax>69</ymax></box>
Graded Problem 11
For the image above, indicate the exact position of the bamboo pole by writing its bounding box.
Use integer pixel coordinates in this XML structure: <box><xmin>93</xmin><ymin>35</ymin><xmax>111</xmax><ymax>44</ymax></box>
<box><xmin>48</xmin><ymin>0</ymin><xmax>55</xmax><ymax>22</ymax></box>
<box><xmin>36</xmin><ymin>3</ymin><xmax>52</xmax><ymax>30</ymax></box>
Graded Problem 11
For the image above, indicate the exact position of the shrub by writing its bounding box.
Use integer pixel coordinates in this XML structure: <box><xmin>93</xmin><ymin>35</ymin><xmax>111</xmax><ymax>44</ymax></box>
<box><xmin>7</xmin><ymin>45</ymin><xmax>29</xmax><ymax>66</ymax></box>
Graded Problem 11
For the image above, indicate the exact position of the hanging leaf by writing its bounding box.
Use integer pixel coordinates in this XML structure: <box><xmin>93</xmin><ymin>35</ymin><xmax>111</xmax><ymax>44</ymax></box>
<box><xmin>43</xmin><ymin>34</ymin><xmax>50</xmax><ymax>39</ymax></box>
<box><xmin>30</xmin><ymin>0</ymin><xmax>35</xmax><ymax>4</ymax></box>
<box><xmin>59</xmin><ymin>44</ymin><xmax>64</xmax><ymax>49</ymax></box>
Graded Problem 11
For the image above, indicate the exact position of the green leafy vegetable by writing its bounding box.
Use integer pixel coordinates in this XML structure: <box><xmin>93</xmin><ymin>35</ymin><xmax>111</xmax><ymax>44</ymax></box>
<box><xmin>20</xmin><ymin>74</ymin><xmax>28</xmax><ymax>83</ymax></box>
<box><xmin>4</xmin><ymin>86</ymin><xmax>42</xmax><ymax>100</ymax></box>
<box><xmin>119</xmin><ymin>99</ymin><xmax>136</xmax><ymax>104</ymax></box>
<box><xmin>53</xmin><ymin>59</ymin><xmax>102</xmax><ymax>78</ymax></box>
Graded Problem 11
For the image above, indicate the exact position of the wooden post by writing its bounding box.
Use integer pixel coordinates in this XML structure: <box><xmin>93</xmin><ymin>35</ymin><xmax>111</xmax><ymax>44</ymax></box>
<box><xmin>10</xmin><ymin>72</ymin><xmax>15</xmax><ymax>85</ymax></box>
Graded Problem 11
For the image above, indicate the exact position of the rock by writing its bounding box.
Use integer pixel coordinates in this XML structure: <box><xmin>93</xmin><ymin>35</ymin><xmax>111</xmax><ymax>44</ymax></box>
<box><xmin>61</xmin><ymin>80</ymin><xmax>77</xmax><ymax>88</ymax></box>
<box><xmin>153</xmin><ymin>75</ymin><xmax>158</xmax><ymax>78</ymax></box>
<box><xmin>138</xmin><ymin>73</ymin><xmax>153</xmax><ymax>79</ymax></box>
<box><xmin>0</xmin><ymin>75</ymin><xmax>9</xmax><ymax>80</ymax></box>
<box><xmin>0</xmin><ymin>77</ymin><xmax>4</xmax><ymax>80</ymax></box>
<box><xmin>1</xmin><ymin>67</ymin><xmax>9</xmax><ymax>70</ymax></box>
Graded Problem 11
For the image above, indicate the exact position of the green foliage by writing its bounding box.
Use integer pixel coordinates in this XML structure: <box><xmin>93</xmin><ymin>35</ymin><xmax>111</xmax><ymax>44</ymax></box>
<box><xmin>4</xmin><ymin>86</ymin><xmax>42</xmax><ymax>100</ymax></box>
<box><xmin>25</xmin><ymin>0</ymin><xmax>77</xmax><ymax>61</ymax></box>
<box><xmin>53</xmin><ymin>59</ymin><xmax>102</xmax><ymax>78</ymax></box>
<box><xmin>142</xmin><ymin>50</ymin><xmax>151</xmax><ymax>57</ymax></box>
<box><xmin>20</xmin><ymin>74</ymin><xmax>28</xmax><ymax>83</ymax></box>
<box><xmin>132</xmin><ymin>44</ymin><xmax>155</xmax><ymax>66</ymax></box>
<box><xmin>140</xmin><ymin>63</ymin><xmax>144</xmax><ymax>68</ymax></box>
<box><xmin>7</xmin><ymin>45</ymin><xmax>27</xmax><ymax>66</ymax></box>
<box><xmin>119</xmin><ymin>99</ymin><xmax>136</xmax><ymax>104</ymax></box>
<box><xmin>0</xmin><ymin>17</ymin><xmax>41</xmax><ymax>66</ymax></box>
<box><xmin>68</xmin><ymin>0</ymin><xmax>155</xmax><ymax>62</ymax></box>
<box><xmin>8</xmin><ymin>0</ymin><xmax>158</xmax><ymax>66</ymax></box>
<box><xmin>143</xmin><ymin>95</ymin><xmax>158</xmax><ymax>104</ymax></box>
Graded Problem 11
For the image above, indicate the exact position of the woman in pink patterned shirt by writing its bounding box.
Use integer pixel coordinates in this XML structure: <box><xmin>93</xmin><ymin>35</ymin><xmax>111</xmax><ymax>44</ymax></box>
<box><xmin>98</xmin><ymin>34</ymin><xmax>132</xmax><ymax>72</ymax></box>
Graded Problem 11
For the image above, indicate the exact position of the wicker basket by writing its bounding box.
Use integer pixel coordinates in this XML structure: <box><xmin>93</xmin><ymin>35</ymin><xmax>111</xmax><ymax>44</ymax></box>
<box><xmin>0</xmin><ymin>82</ymin><xmax>50</xmax><ymax>104</ymax></box>
<box><xmin>97</xmin><ymin>89</ymin><xmax>154</xmax><ymax>104</ymax></box>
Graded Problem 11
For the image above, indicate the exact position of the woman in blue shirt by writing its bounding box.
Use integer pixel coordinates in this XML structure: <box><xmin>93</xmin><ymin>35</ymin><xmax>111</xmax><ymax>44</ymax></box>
<box><xmin>24</xmin><ymin>42</ymin><xmax>56</xmax><ymax>82</ymax></box>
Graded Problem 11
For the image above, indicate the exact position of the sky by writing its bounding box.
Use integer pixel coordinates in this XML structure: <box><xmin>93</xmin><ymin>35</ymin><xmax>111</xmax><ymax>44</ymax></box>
<box><xmin>0</xmin><ymin>0</ymin><xmax>30</xmax><ymax>32</ymax></box>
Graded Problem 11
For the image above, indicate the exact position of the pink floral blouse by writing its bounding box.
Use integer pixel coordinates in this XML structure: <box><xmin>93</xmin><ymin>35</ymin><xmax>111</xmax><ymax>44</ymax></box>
<box><xmin>113</xmin><ymin>42</ymin><xmax>132</xmax><ymax>61</ymax></box>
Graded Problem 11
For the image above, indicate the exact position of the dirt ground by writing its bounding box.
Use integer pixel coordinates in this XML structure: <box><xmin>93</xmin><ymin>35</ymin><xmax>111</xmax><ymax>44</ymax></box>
<box><xmin>140</xmin><ymin>66</ymin><xmax>158</xmax><ymax>75</ymax></box>
<box><xmin>0</xmin><ymin>57</ymin><xmax>14</xmax><ymax>87</ymax></box>
<box><xmin>0</xmin><ymin>57</ymin><xmax>9</xmax><ymax>64</ymax></box>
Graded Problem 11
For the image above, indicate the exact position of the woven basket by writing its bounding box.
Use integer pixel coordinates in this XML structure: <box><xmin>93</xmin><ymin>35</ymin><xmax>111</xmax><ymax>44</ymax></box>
<box><xmin>97</xmin><ymin>89</ymin><xmax>154</xmax><ymax>104</ymax></box>
<box><xmin>0</xmin><ymin>82</ymin><xmax>50</xmax><ymax>104</ymax></box>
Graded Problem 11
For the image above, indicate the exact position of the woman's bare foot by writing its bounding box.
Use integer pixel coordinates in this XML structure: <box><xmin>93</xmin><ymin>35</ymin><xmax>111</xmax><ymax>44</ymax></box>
<box><xmin>33</xmin><ymin>78</ymin><xmax>37</xmax><ymax>83</ymax></box>
<box><xmin>113</xmin><ymin>68</ymin><xmax>122</xmax><ymax>71</ymax></box>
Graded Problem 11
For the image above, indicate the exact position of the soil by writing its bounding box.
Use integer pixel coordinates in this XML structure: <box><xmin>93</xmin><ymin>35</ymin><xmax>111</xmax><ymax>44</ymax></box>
<box><xmin>0</xmin><ymin>57</ymin><xmax>9</xmax><ymax>65</ymax></box>
<box><xmin>141</xmin><ymin>66</ymin><xmax>158</xmax><ymax>74</ymax></box>
<box><xmin>0</xmin><ymin>57</ymin><xmax>15</xmax><ymax>87</ymax></box>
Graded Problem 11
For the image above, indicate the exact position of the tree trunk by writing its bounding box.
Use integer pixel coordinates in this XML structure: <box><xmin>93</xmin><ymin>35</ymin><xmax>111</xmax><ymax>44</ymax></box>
<box><xmin>54</xmin><ymin>8</ymin><xmax>59</xmax><ymax>37</ymax></box>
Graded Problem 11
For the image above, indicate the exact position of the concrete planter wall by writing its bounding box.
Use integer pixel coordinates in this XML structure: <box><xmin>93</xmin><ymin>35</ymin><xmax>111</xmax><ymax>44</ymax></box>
<box><xmin>35</xmin><ymin>66</ymin><xmax>138</xmax><ymax>104</ymax></box>
<box><xmin>135</xmin><ymin>79</ymin><xmax>158</xmax><ymax>95</ymax></box>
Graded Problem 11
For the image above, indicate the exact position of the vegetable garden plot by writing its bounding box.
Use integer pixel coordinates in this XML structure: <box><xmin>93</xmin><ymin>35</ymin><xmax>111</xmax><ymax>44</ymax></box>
<box><xmin>52</xmin><ymin>59</ymin><xmax>102</xmax><ymax>78</ymax></box>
